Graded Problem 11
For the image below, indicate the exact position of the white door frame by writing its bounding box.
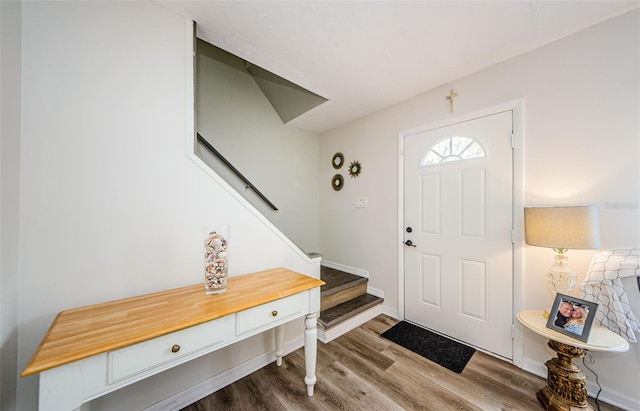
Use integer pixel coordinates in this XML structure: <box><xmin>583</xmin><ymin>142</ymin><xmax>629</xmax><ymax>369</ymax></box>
<box><xmin>397</xmin><ymin>99</ymin><xmax>525</xmax><ymax>368</ymax></box>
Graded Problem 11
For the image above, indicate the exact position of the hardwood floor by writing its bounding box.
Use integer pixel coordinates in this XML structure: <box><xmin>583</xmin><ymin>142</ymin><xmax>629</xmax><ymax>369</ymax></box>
<box><xmin>181</xmin><ymin>315</ymin><xmax>623</xmax><ymax>411</ymax></box>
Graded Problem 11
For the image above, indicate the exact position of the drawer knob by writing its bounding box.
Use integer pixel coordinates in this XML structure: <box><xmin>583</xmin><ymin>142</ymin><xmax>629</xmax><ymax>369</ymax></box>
<box><xmin>271</xmin><ymin>310</ymin><xmax>278</xmax><ymax>317</ymax></box>
<box><xmin>171</xmin><ymin>344</ymin><xmax>180</xmax><ymax>353</ymax></box>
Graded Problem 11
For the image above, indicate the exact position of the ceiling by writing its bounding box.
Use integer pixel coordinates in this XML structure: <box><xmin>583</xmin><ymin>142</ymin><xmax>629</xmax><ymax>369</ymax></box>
<box><xmin>158</xmin><ymin>1</ymin><xmax>639</xmax><ymax>134</ymax></box>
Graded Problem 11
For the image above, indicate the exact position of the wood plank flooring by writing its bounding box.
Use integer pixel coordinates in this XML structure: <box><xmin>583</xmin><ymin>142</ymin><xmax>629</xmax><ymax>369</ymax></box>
<box><xmin>181</xmin><ymin>315</ymin><xmax>623</xmax><ymax>411</ymax></box>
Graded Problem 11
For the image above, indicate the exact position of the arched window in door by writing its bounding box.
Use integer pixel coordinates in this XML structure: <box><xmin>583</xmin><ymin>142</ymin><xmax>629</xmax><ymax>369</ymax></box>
<box><xmin>420</xmin><ymin>136</ymin><xmax>485</xmax><ymax>167</ymax></box>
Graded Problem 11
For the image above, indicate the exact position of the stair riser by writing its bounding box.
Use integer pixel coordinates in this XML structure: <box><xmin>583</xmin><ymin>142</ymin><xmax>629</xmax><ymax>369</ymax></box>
<box><xmin>321</xmin><ymin>282</ymin><xmax>367</xmax><ymax>312</ymax></box>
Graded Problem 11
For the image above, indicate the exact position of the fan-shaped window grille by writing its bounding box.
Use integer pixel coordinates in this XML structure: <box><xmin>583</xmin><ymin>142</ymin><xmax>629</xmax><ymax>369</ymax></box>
<box><xmin>420</xmin><ymin>136</ymin><xmax>485</xmax><ymax>166</ymax></box>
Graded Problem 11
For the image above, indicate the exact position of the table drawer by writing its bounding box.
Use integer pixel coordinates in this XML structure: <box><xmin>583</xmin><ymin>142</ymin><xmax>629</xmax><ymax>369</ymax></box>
<box><xmin>236</xmin><ymin>292</ymin><xmax>306</xmax><ymax>336</ymax></box>
<box><xmin>108</xmin><ymin>318</ymin><xmax>226</xmax><ymax>383</ymax></box>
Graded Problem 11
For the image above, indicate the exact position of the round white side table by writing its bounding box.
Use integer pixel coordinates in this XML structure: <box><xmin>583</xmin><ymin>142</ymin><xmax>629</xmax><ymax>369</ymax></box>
<box><xmin>516</xmin><ymin>310</ymin><xmax>629</xmax><ymax>411</ymax></box>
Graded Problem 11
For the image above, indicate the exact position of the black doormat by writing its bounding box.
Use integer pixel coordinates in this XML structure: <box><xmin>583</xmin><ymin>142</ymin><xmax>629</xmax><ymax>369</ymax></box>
<box><xmin>381</xmin><ymin>321</ymin><xmax>475</xmax><ymax>373</ymax></box>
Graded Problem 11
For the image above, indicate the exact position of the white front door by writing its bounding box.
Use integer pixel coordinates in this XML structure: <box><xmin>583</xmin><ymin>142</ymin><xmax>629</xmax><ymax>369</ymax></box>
<box><xmin>403</xmin><ymin>111</ymin><xmax>513</xmax><ymax>359</ymax></box>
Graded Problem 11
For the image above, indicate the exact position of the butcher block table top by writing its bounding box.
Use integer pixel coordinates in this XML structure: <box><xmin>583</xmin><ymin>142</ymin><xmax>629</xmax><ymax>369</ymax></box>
<box><xmin>22</xmin><ymin>267</ymin><xmax>324</xmax><ymax>377</ymax></box>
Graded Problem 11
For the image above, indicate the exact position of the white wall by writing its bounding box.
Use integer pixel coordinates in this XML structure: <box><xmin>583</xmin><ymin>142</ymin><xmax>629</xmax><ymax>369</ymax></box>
<box><xmin>196</xmin><ymin>41</ymin><xmax>320</xmax><ymax>252</ymax></box>
<box><xmin>319</xmin><ymin>9</ymin><xmax>640</xmax><ymax>409</ymax></box>
<box><xmin>1</xmin><ymin>1</ymin><xmax>22</xmax><ymax>409</ymax></box>
<box><xmin>17</xmin><ymin>2</ymin><xmax>318</xmax><ymax>410</ymax></box>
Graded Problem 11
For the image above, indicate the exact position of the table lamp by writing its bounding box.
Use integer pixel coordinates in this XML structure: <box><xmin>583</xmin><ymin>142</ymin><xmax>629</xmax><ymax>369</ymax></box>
<box><xmin>524</xmin><ymin>206</ymin><xmax>600</xmax><ymax>315</ymax></box>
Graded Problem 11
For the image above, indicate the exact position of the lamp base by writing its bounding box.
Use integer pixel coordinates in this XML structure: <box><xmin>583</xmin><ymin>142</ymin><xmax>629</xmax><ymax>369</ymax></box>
<box><xmin>545</xmin><ymin>252</ymin><xmax>577</xmax><ymax>318</ymax></box>
<box><xmin>547</xmin><ymin>253</ymin><xmax>577</xmax><ymax>297</ymax></box>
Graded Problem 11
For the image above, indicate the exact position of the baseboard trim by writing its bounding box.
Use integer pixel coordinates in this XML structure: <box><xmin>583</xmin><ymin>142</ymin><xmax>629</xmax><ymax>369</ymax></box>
<box><xmin>367</xmin><ymin>285</ymin><xmax>384</xmax><ymax>299</ymax></box>
<box><xmin>144</xmin><ymin>337</ymin><xmax>304</xmax><ymax>411</ymax></box>
<box><xmin>380</xmin><ymin>305</ymin><xmax>399</xmax><ymax>320</ymax></box>
<box><xmin>522</xmin><ymin>360</ymin><xmax>640</xmax><ymax>410</ymax></box>
<box><xmin>318</xmin><ymin>305</ymin><xmax>383</xmax><ymax>344</ymax></box>
<box><xmin>522</xmin><ymin>360</ymin><xmax>546</xmax><ymax>380</ymax></box>
<box><xmin>321</xmin><ymin>261</ymin><xmax>369</xmax><ymax>278</ymax></box>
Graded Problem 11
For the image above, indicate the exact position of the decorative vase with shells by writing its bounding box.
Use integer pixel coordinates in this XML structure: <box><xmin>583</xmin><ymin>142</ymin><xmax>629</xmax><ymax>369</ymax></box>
<box><xmin>203</xmin><ymin>225</ymin><xmax>229</xmax><ymax>295</ymax></box>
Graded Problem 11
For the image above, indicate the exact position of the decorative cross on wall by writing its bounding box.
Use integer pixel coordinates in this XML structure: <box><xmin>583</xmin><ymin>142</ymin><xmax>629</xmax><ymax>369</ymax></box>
<box><xmin>445</xmin><ymin>89</ymin><xmax>458</xmax><ymax>113</ymax></box>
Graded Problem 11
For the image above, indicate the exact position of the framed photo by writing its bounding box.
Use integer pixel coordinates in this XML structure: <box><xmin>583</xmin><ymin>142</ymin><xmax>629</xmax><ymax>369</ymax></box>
<box><xmin>546</xmin><ymin>293</ymin><xmax>598</xmax><ymax>342</ymax></box>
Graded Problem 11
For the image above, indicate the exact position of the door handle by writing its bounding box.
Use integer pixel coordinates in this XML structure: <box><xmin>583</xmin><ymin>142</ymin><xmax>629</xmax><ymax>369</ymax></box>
<box><xmin>404</xmin><ymin>240</ymin><xmax>416</xmax><ymax>247</ymax></box>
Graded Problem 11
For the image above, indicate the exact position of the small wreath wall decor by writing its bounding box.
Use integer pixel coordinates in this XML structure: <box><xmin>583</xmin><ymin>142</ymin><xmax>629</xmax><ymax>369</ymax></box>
<box><xmin>331</xmin><ymin>174</ymin><xmax>344</xmax><ymax>191</ymax></box>
<box><xmin>332</xmin><ymin>152</ymin><xmax>344</xmax><ymax>169</ymax></box>
<box><xmin>348</xmin><ymin>160</ymin><xmax>362</xmax><ymax>178</ymax></box>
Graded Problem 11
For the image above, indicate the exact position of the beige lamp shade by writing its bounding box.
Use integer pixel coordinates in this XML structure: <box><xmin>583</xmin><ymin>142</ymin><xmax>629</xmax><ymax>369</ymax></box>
<box><xmin>524</xmin><ymin>206</ymin><xmax>601</xmax><ymax>250</ymax></box>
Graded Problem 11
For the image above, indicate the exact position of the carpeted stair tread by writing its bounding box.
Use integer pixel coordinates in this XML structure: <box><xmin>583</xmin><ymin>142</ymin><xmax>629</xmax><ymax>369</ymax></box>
<box><xmin>320</xmin><ymin>266</ymin><xmax>367</xmax><ymax>298</ymax></box>
<box><xmin>318</xmin><ymin>293</ymin><xmax>383</xmax><ymax>330</ymax></box>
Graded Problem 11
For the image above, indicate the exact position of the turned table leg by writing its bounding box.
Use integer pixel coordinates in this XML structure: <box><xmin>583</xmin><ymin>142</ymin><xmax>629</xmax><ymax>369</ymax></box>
<box><xmin>274</xmin><ymin>325</ymin><xmax>285</xmax><ymax>366</ymax></box>
<box><xmin>303</xmin><ymin>313</ymin><xmax>318</xmax><ymax>396</ymax></box>
<box><xmin>537</xmin><ymin>339</ymin><xmax>593</xmax><ymax>411</ymax></box>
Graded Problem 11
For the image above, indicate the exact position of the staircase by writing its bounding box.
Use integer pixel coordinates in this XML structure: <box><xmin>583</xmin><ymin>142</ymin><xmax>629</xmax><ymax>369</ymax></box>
<box><xmin>318</xmin><ymin>266</ymin><xmax>384</xmax><ymax>343</ymax></box>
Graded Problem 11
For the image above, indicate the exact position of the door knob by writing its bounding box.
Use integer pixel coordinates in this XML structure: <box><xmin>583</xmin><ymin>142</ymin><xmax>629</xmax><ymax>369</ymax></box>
<box><xmin>404</xmin><ymin>240</ymin><xmax>416</xmax><ymax>247</ymax></box>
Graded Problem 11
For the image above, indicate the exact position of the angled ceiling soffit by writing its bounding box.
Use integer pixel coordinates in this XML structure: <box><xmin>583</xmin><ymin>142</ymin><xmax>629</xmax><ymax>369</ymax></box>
<box><xmin>197</xmin><ymin>39</ymin><xmax>327</xmax><ymax>124</ymax></box>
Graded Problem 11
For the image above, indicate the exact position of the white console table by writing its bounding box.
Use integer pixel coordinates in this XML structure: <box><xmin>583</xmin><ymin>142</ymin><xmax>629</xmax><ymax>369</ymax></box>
<box><xmin>517</xmin><ymin>310</ymin><xmax>629</xmax><ymax>410</ymax></box>
<box><xmin>22</xmin><ymin>268</ymin><xmax>325</xmax><ymax>410</ymax></box>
